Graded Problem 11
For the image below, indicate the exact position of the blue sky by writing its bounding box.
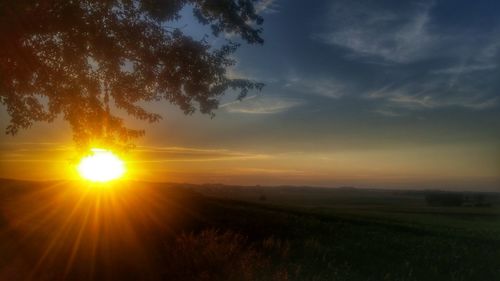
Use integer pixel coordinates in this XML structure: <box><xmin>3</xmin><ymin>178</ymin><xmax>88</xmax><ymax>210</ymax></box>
<box><xmin>215</xmin><ymin>0</ymin><xmax>500</xmax><ymax>151</ymax></box>
<box><xmin>232</xmin><ymin>0</ymin><xmax>500</xmax><ymax>114</ymax></box>
<box><xmin>0</xmin><ymin>0</ymin><xmax>499</xmax><ymax>189</ymax></box>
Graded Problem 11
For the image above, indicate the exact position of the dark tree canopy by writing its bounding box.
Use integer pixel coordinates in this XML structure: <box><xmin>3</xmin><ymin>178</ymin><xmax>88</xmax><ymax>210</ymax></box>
<box><xmin>0</xmin><ymin>0</ymin><xmax>264</xmax><ymax>149</ymax></box>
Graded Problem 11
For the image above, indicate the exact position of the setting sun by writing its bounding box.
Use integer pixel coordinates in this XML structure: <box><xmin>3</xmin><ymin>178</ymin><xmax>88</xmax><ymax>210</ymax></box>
<box><xmin>77</xmin><ymin>148</ymin><xmax>125</xmax><ymax>182</ymax></box>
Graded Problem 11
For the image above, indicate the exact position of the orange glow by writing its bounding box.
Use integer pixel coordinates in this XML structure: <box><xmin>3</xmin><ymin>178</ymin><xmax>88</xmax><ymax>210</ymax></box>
<box><xmin>77</xmin><ymin>148</ymin><xmax>125</xmax><ymax>182</ymax></box>
<box><xmin>1</xmin><ymin>179</ymin><xmax>181</xmax><ymax>279</ymax></box>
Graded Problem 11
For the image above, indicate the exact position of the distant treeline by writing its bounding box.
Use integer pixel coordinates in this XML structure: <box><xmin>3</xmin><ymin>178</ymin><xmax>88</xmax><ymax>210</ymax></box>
<box><xmin>425</xmin><ymin>192</ymin><xmax>491</xmax><ymax>207</ymax></box>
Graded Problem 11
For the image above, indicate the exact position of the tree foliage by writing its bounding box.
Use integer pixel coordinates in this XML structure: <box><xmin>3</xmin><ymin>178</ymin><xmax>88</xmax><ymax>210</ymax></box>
<box><xmin>0</xmin><ymin>0</ymin><xmax>264</xmax><ymax>149</ymax></box>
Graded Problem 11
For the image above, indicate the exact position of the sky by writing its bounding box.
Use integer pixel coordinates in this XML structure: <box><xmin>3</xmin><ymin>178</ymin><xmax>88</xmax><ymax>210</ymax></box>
<box><xmin>1</xmin><ymin>0</ymin><xmax>499</xmax><ymax>190</ymax></box>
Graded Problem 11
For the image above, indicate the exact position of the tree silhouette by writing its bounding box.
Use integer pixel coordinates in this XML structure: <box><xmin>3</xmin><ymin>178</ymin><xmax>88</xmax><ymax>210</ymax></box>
<box><xmin>0</xmin><ymin>0</ymin><xmax>264</xmax><ymax>149</ymax></box>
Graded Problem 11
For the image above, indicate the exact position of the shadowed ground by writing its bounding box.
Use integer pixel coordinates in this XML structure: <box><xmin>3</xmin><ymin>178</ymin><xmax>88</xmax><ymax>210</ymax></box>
<box><xmin>1</xmin><ymin>179</ymin><xmax>499</xmax><ymax>281</ymax></box>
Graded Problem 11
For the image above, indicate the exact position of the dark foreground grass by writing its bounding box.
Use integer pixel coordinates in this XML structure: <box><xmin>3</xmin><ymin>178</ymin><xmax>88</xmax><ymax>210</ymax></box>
<box><xmin>0</xmin><ymin>179</ymin><xmax>499</xmax><ymax>281</ymax></box>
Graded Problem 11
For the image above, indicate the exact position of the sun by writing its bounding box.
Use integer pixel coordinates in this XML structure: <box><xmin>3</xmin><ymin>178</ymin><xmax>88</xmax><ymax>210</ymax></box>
<box><xmin>77</xmin><ymin>148</ymin><xmax>125</xmax><ymax>182</ymax></box>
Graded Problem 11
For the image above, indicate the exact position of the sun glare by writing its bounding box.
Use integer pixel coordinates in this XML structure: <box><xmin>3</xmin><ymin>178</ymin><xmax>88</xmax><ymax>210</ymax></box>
<box><xmin>77</xmin><ymin>148</ymin><xmax>125</xmax><ymax>182</ymax></box>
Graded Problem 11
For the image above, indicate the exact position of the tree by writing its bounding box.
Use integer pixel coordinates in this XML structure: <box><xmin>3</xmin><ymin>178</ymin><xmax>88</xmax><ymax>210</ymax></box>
<box><xmin>0</xmin><ymin>0</ymin><xmax>264</xmax><ymax>150</ymax></box>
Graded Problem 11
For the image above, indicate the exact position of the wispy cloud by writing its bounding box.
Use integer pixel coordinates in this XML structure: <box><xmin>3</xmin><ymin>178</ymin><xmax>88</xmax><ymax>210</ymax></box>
<box><xmin>284</xmin><ymin>76</ymin><xmax>347</xmax><ymax>99</ymax></box>
<box><xmin>0</xmin><ymin>143</ymin><xmax>270</xmax><ymax>163</ymax></box>
<box><xmin>0</xmin><ymin>142</ymin><xmax>73</xmax><ymax>161</ymax></box>
<box><xmin>431</xmin><ymin>64</ymin><xmax>497</xmax><ymax>75</ymax></box>
<box><xmin>234</xmin><ymin>167</ymin><xmax>308</xmax><ymax>176</ymax></box>
<box><xmin>431</xmin><ymin>38</ymin><xmax>499</xmax><ymax>77</ymax></box>
<box><xmin>313</xmin><ymin>1</ymin><xmax>436</xmax><ymax>63</ymax></box>
<box><xmin>221</xmin><ymin>95</ymin><xmax>303</xmax><ymax>114</ymax></box>
<box><xmin>372</xmin><ymin>108</ymin><xmax>403</xmax><ymax>117</ymax></box>
<box><xmin>226</xmin><ymin>65</ymin><xmax>278</xmax><ymax>84</ymax></box>
<box><xmin>255</xmin><ymin>0</ymin><xmax>279</xmax><ymax>14</ymax></box>
<box><xmin>133</xmin><ymin>146</ymin><xmax>269</xmax><ymax>162</ymax></box>
<box><xmin>461</xmin><ymin>97</ymin><xmax>499</xmax><ymax>110</ymax></box>
<box><xmin>366</xmin><ymin>83</ymin><xmax>498</xmax><ymax>112</ymax></box>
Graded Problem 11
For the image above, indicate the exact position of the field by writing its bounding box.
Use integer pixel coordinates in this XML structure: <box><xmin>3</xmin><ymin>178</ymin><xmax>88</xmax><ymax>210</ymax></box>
<box><xmin>1</xmin><ymin>179</ymin><xmax>499</xmax><ymax>281</ymax></box>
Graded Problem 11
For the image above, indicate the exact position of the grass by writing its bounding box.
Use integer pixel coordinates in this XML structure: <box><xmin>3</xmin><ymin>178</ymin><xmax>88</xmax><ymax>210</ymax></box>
<box><xmin>0</xmin><ymin>179</ymin><xmax>499</xmax><ymax>280</ymax></box>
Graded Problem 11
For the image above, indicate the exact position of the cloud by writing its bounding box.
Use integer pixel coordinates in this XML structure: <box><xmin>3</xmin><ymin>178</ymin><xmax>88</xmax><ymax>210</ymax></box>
<box><xmin>233</xmin><ymin>167</ymin><xmax>308</xmax><ymax>176</ymax></box>
<box><xmin>309</xmin><ymin>0</ymin><xmax>500</xmax><ymax>115</ymax></box>
<box><xmin>133</xmin><ymin>146</ymin><xmax>269</xmax><ymax>162</ymax></box>
<box><xmin>431</xmin><ymin>64</ymin><xmax>497</xmax><ymax>75</ymax></box>
<box><xmin>461</xmin><ymin>97</ymin><xmax>499</xmax><ymax>110</ymax></box>
<box><xmin>0</xmin><ymin>143</ymin><xmax>271</xmax><ymax>164</ymax></box>
<box><xmin>366</xmin><ymin>82</ymin><xmax>498</xmax><ymax>111</ymax></box>
<box><xmin>0</xmin><ymin>142</ymin><xmax>73</xmax><ymax>161</ymax></box>
<box><xmin>431</xmin><ymin>39</ymin><xmax>499</xmax><ymax>77</ymax></box>
<box><xmin>226</xmin><ymin>66</ymin><xmax>278</xmax><ymax>83</ymax></box>
<box><xmin>284</xmin><ymin>76</ymin><xmax>347</xmax><ymax>99</ymax></box>
<box><xmin>313</xmin><ymin>1</ymin><xmax>436</xmax><ymax>63</ymax></box>
<box><xmin>372</xmin><ymin>108</ymin><xmax>403</xmax><ymax>117</ymax></box>
<box><xmin>255</xmin><ymin>0</ymin><xmax>279</xmax><ymax>14</ymax></box>
<box><xmin>221</xmin><ymin>95</ymin><xmax>303</xmax><ymax>114</ymax></box>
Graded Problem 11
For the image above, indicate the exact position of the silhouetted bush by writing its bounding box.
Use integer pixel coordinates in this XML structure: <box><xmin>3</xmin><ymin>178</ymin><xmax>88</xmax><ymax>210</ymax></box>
<box><xmin>161</xmin><ymin>229</ymin><xmax>296</xmax><ymax>281</ymax></box>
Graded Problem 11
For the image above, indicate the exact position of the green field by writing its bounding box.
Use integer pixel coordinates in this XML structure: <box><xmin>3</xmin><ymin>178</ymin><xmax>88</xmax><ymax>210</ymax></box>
<box><xmin>1</xmin><ymin>179</ymin><xmax>499</xmax><ymax>281</ymax></box>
